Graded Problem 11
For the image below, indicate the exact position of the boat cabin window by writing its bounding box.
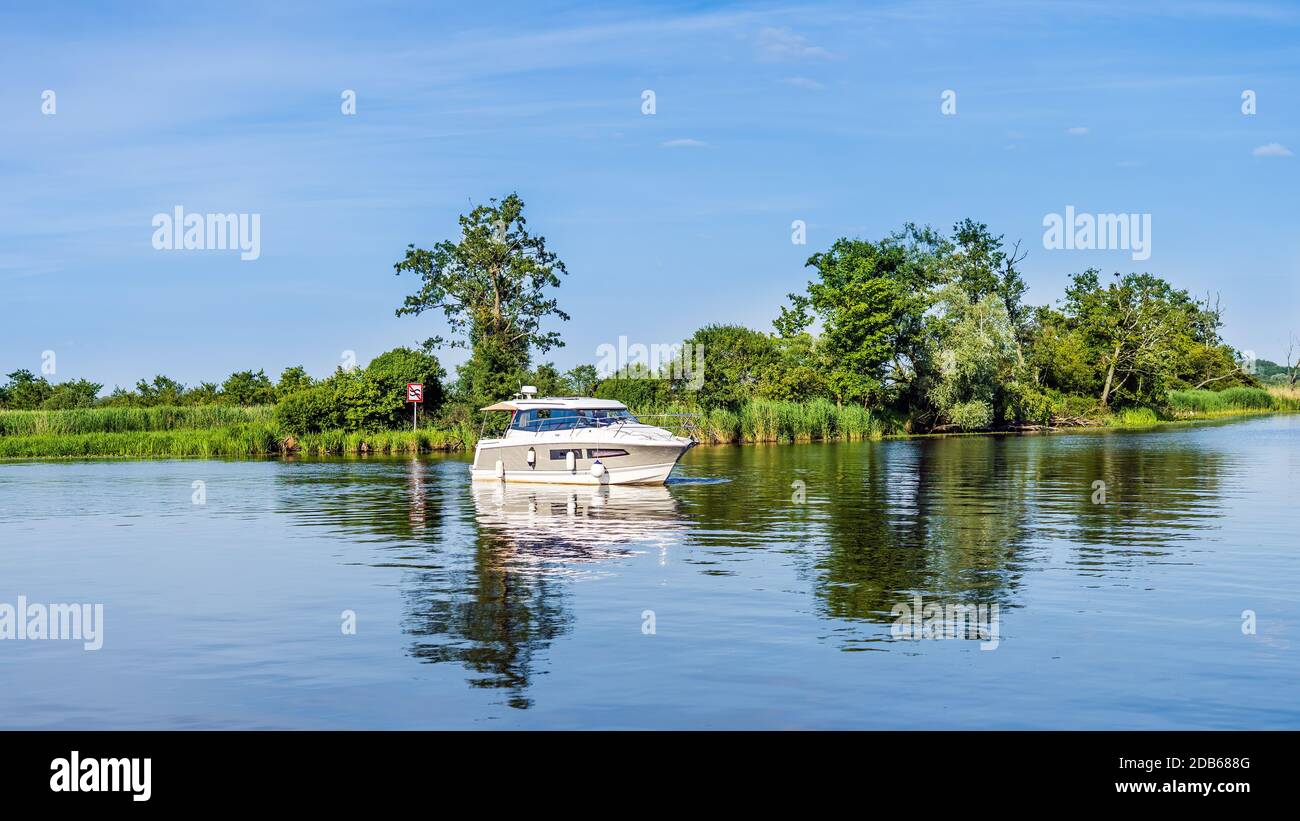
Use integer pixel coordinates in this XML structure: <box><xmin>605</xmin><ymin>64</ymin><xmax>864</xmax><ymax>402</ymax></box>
<box><xmin>511</xmin><ymin>408</ymin><xmax>579</xmax><ymax>432</ymax></box>
<box><xmin>510</xmin><ymin>407</ymin><xmax>636</xmax><ymax>431</ymax></box>
<box><xmin>582</xmin><ymin>409</ymin><xmax>636</xmax><ymax>423</ymax></box>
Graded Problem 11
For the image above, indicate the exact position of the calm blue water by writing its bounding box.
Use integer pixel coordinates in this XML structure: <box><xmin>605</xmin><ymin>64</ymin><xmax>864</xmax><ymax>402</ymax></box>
<box><xmin>1</xmin><ymin>414</ymin><xmax>1297</xmax><ymax>728</ymax></box>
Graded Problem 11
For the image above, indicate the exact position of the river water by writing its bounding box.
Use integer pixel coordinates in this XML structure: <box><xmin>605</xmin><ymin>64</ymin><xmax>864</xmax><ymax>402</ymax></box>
<box><xmin>2</xmin><ymin>415</ymin><xmax>1297</xmax><ymax>728</ymax></box>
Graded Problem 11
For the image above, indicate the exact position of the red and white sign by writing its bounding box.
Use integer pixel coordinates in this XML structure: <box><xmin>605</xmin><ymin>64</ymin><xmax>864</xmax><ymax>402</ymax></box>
<box><xmin>406</xmin><ymin>383</ymin><xmax>424</xmax><ymax>403</ymax></box>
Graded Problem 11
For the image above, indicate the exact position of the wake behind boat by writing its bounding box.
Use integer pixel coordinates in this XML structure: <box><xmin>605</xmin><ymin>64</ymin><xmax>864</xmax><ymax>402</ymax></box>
<box><xmin>470</xmin><ymin>387</ymin><xmax>695</xmax><ymax>485</ymax></box>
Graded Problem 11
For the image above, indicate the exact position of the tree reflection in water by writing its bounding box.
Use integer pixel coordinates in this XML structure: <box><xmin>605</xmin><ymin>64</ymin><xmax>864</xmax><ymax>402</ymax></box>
<box><xmin>668</xmin><ymin>432</ymin><xmax>1228</xmax><ymax>649</ymax></box>
<box><xmin>276</xmin><ymin>428</ymin><xmax>1231</xmax><ymax>697</ymax></box>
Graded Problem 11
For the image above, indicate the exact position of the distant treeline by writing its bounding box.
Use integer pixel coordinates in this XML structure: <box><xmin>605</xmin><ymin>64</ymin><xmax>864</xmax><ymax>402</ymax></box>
<box><xmin>0</xmin><ymin>347</ymin><xmax>447</xmax><ymax>436</ymax></box>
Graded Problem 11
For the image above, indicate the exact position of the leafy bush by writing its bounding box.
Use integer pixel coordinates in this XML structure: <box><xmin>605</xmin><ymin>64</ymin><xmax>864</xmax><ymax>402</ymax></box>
<box><xmin>595</xmin><ymin>369</ymin><xmax>676</xmax><ymax>408</ymax></box>
<box><xmin>273</xmin><ymin>347</ymin><xmax>446</xmax><ymax>435</ymax></box>
<box><xmin>1049</xmin><ymin>392</ymin><xmax>1103</xmax><ymax>421</ymax></box>
<box><xmin>40</xmin><ymin>379</ymin><xmax>103</xmax><ymax>410</ymax></box>
<box><xmin>1005</xmin><ymin>383</ymin><xmax>1053</xmax><ymax>426</ymax></box>
<box><xmin>365</xmin><ymin>348</ymin><xmax>445</xmax><ymax>415</ymax></box>
<box><xmin>947</xmin><ymin>400</ymin><xmax>993</xmax><ymax>431</ymax></box>
<box><xmin>333</xmin><ymin>369</ymin><xmax>406</xmax><ymax>431</ymax></box>
<box><xmin>274</xmin><ymin>385</ymin><xmax>342</xmax><ymax>434</ymax></box>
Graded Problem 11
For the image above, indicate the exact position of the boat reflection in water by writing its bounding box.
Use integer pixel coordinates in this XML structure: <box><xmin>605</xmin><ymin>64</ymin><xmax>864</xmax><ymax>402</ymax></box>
<box><xmin>404</xmin><ymin>481</ymin><xmax>686</xmax><ymax>709</ymax></box>
<box><xmin>469</xmin><ymin>481</ymin><xmax>685</xmax><ymax>571</ymax></box>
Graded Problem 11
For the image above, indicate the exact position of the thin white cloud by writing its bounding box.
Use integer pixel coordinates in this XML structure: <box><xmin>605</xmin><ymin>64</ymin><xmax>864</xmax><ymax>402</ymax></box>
<box><xmin>755</xmin><ymin>26</ymin><xmax>833</xmax><ymax>61</ymax></box>
<box><xmin>782</xmin><ymin>76</ymin><xmax>826</xmax><ymax>90</ymax></box>
<box><xmin>661</xmin><ymin>138</ymin><xmax>707</xmax><ymax>148</ymax></box>
<box><xmin>1252</xmin><ymin>142</ymin><xmax>1293</xmax><ymax>157</ymax></box>
<box><xmin>1066</xmin><ymin>126</ymin><xmax>1089</xmax><ymax>135</ymax></box>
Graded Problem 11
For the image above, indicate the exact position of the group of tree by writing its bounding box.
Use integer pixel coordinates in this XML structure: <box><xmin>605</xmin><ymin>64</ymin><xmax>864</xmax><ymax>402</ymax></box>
<box><xmin>3</xmin><ymin>194</ymin><xmax>1265</xmax><ymax>436</ymax></box>
<box><xmin>386</xmin><ymin>196</ymin><xmax>1257</xmax><ymax>432</ymax></box>
<box><xmin>562</xmin><ymin>225</ymin><xmax>1251</xmax><ymax>430</ymax></box>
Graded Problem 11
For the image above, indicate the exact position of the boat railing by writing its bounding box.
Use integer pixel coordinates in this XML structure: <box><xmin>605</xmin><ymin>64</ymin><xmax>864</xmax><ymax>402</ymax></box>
<box><xmin>622</xmin><ymin>413</ymin><xmax>702</xmax><ymax>443</ymax></box>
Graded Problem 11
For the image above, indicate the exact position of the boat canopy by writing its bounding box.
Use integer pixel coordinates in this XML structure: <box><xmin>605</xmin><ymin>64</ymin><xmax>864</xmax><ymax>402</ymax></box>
<box><xmin>479</xmin><ymin>397</ymin><xmax>629</xmax><ymax>412</ymax></box>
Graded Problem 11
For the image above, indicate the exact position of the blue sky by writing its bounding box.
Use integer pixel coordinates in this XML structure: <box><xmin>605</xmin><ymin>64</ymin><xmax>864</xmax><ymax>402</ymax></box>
<box><xmin>3</xmin><ymin>0</ymin><xmax>1298</xmax><ymax>391</ymax></box>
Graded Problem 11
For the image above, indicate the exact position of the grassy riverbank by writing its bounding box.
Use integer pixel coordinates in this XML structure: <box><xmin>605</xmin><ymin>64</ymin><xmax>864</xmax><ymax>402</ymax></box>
<box><xmin>0</xmin><ymin>398</ymin><xmax>885</xmax><ymax>457</ymax></box>
<box><xmin>0</xmin><ymin>427</ymin><xmax>465</xmax><ymax>458</ymax></box>
<box><xmin>1</xmin><ymin>389</ymin><xmax>1297</xmax><ymax>458</ymax></box>
<box><xmin>1105</xmin><ymin>387</ymin><xmax>1300</xmax><ymax>428</ymax></box>
<box><xmin>0</xmin><ymin>404</ymin><xmax>462</xmax><ymax>458</ymax></box>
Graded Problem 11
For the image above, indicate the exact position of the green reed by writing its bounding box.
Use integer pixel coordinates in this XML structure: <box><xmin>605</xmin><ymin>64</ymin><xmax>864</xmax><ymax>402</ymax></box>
<box><xmin>634</xmin><ymin>398</ymin><xmax>891</xmax><ymax>444</ymax></box>
<box><xmin>0</xmin><ymin>424</ymin><xmax>465</xmax><ymax>458</ymax></box>
<box><xmin>1167</xmin><ymin>387</ymin><xmax>1280</xmax><ymax>416</ymax></box>
<box><xmin>0</xmin><ymin>405</ymin><xmax>276</xmax><ymax>436</ymax></box>
<box><xmin>0</xmin><ymin>424</ymin><xmax>281</xmax><ymax>458</ymax></box>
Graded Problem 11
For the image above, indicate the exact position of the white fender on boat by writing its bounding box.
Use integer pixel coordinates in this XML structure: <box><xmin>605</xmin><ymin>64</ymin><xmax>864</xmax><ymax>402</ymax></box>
<box><xmin>494</xmin><ymin>459</ymin><xmax>505</xmax><ymax>479</ymax></box>
<box><xmin>590</xmin><ymin>460</ymin><xmax>605</xmax><ymax>478</ymax></box>
<box><xmin>526</xmin><ymin>447</ymin><xmax>536</xmax><ymax>466</ymax></box>
<box><xmin>565</xmin><ymin>450</ymin><xmax>576</xmax><ymax>471</ymax></box>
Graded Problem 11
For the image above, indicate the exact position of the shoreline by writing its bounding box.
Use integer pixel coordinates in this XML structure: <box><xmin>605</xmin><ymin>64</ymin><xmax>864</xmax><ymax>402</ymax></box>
<box><xmin>1</xmin><ymin>406</ymin><xmax>1293</xmax><ymax>461</ymax></box>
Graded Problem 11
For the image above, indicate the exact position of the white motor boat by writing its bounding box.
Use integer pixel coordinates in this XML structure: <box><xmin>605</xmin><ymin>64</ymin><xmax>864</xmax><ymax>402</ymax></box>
<box><xmin>470</xmin><ymin>387</ymin><xmax>695</xmax><ymax>485</ymax></box>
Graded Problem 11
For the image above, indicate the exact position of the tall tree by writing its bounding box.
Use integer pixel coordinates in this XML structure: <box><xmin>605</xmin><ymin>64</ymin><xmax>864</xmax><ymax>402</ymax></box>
<box><xmin>1287</xmin><ymin>334</ymin><xmax>1299</xmax><ymax>389</ymax></box>
<box><xmin>1</xmin><ymin>370</ymin><xmax>53</xmax><ymax>409</ymax></box>
<box><xmin>220</xmin><ymin>369</ymin><xmax>276</xmax><ymax>405</ymax></box>
<box><xmin>781</xmin><ymin>226</ymin><xmax>944</xmax><ymax>407</ymax></box>
<box><xmin>564</xmin><ymin>364</ymin><xmax>599</xmax><ymax>396</ymax></box>
<box><xmin>134</xmin><ymin>375</ymin><xmax>185</xmax><ymax>406</ymax></box>
<box><xmin>392</xmin><ymin>194</ymin><xmax>569</xmax><ymax>405</ymax></box>
<box><xmin>1063</xmin><ymin>270</ymin><xmax>1197</xmax><ymax>407</ymax></box>
<box><xmin>946</xmin><ymin>219</ymin><xmax>1029</xmax><ymax>364</ymax></box>
<box><xmin>276</xmin><ymin>366</ymin><xmax>314</xmax><ymax>397</ymax></box>
<box><xmin>42</xmin><ymin>379</ymin><xmax>103</xmax><ymax>409</ymax></box>
<box><xmin>926</xmin><ymin>285</ymin><xmax>1020</xmax><ymax>429</ymax></box>
<box><xmin>684</xmin><ymin>324</ymin><xmax>779</xmax><ymax>411</ymax></box>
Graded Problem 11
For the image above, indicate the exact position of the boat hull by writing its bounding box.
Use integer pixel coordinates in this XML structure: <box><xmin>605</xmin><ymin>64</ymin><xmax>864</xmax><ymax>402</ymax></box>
<box><xmin>471</xmin><ymin>437</ymin><xmax>691</xmax><ymax>486</ymax></box>
<box><xmin>471</xmin><ymin>460</ymin><xmax>680</xmax><ymax>485</ymax></box>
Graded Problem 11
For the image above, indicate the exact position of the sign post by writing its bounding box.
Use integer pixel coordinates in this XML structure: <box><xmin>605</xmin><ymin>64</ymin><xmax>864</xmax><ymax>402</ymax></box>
<box><xmin>406</xmin><ymin>383</ymin><xmax>423</xmax><ymax>432</ymax></box>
